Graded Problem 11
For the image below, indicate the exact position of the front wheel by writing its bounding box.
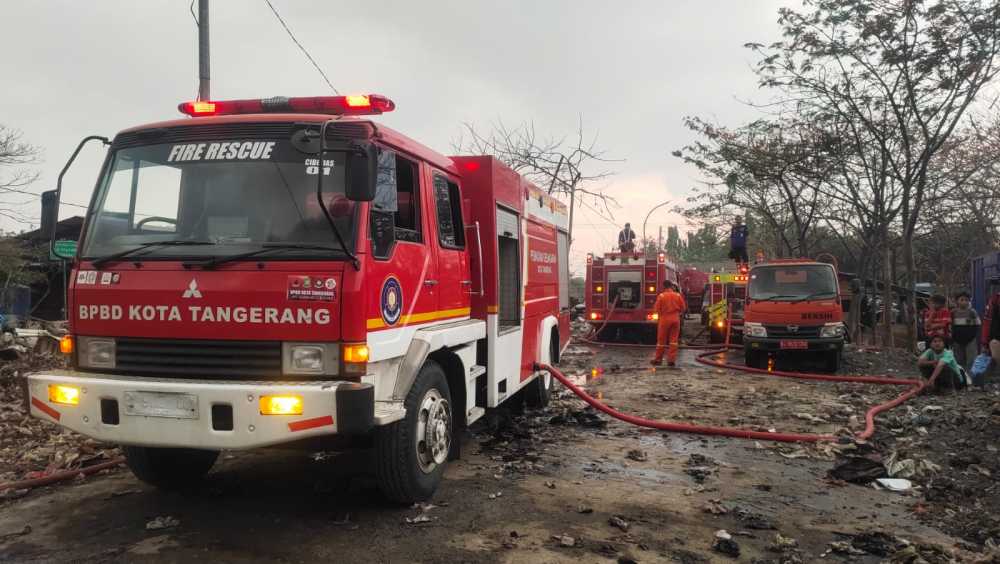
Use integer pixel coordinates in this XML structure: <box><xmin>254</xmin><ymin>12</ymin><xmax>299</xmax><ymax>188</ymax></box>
<box><xmin>825</xmin><ymin>350</ymin><xmax>841</xmax><ymax>373</ymax></box>
<box><xmin>376</xmin><ymin>361</ymin><xmax>453</xmax><ymax>504</ymax></box>
<box><xmin>526</xmin><ymin>331</ymin><xmax>558</xmax><ymax>408</ymax></box>
<box><xmin>744</xmin><ymin>349</ymin><xmax>761</xmax><ymax>369</ymax></box>
<box><xmin>123</xmin><ymin>446</ymin><xmax>218</xmax><ymax>490</ymax></box>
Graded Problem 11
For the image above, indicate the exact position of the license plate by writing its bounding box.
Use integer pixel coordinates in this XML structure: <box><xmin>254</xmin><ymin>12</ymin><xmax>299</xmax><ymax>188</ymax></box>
<box><xmin>124</xmin><ymin>391</ymin><xmax>199</xmax><ymax>419</ymax></box>
<box><xmin>779</xmin><ymin>340</ymin><xmax>809</xmax><ymax>350</ymax></box>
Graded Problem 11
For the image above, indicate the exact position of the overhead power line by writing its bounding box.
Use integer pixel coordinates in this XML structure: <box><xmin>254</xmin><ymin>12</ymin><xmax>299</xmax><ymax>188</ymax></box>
<box><xmin>1</xmin><ymin>187</ymin><xmax>88</xmax><ymax>209</ymax></box>
<box><xmin>262</xmin><ymin>0</ymin><xmax>340</xmax><ymax>95</ymax></box>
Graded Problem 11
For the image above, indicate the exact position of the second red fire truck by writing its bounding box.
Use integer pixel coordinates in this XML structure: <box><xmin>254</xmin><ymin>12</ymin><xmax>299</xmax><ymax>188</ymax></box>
<box><xmin>584</xmin><ymin>250</ymin><xmax>679</xmax><ymax>341</ymax></box>
<box><xmin>28</xmin><ymin>94</ymin><xmax>570</xmax><ymax>503</ymax></box>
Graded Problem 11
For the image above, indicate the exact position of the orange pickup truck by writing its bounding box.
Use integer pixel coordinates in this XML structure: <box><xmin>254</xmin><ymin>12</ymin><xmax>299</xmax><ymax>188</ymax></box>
<box><xmin>742</xmin><ymin>259</ymin><xmax>846</xmax><ymax>372</ymax></box>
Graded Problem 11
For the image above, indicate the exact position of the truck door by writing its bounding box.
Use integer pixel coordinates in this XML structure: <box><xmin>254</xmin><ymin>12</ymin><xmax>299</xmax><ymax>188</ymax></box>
<box><xmin>366</xmin><ymin>151</ymin><xmax>438</xmax><ymax>341</ymax></box>
<box><xmin>429</xmin><ymin>171</ymin><xmax>471</xmax><ymax>317</ymax></box>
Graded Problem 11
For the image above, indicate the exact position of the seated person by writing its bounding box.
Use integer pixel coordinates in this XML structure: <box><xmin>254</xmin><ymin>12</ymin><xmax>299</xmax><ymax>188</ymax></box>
<box><xmin>917</xmin><ymin>335</ymin><xmax>968</xmax><ymax>392</ymax></box>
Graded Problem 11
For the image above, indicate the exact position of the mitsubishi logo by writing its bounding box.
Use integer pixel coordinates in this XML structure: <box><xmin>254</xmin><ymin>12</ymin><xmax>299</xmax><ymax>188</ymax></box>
<box><xmin>786</xmin><ymin>325</ymin><xmax>799</xmax><ymax>333</ymax></box>
<box><xmin>182</xmin><ymin>279</ymin><xmax>203</xmax><ymax>299</ymax></box>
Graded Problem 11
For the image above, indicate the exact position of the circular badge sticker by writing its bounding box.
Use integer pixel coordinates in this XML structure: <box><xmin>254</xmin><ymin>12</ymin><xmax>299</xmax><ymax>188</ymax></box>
<box><xmin>380</xmin><ymin>276</ymin><xmax>403</xmax><ymax>326</ymax></box>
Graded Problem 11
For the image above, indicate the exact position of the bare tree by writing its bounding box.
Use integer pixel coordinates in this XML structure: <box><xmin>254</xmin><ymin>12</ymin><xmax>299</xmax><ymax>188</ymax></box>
<box><xmin>749</xmin><ymin>0</ymin><xmax>1000</xmax><ymax>347</ymax></box>
<box><xmin>453</xmin><ymin>117</ymin><xmax>620</xmax><ymax>245</ymax></box>
<box><xmin>673</xmin><ymin>116</ymin><xmax>831</xmax><ymax>258</ymax></box>
<box><xmin>0</xmin><ymin>125</ymin><xmax>42</xmax><ymax>226</ymax></box>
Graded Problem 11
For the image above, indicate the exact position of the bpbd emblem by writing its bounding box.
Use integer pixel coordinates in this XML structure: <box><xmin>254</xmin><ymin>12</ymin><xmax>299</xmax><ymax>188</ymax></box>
<box><xmin>381</xmin><ymin>276</ymin><xmax>403</xmax><ymax>326</ymax></box>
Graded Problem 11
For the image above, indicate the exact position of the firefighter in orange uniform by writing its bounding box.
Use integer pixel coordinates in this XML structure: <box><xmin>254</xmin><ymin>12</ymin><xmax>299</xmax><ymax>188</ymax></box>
<box><xmin>652</xmin><ymin>281</ymin><xmax>687</xmax><ymax>367</ymax></box>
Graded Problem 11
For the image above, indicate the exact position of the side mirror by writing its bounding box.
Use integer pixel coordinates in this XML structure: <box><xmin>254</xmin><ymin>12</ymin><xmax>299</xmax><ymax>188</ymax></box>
<box><xmin>40</xmin><ymin>190</ymin><xmax>59</xmax><ymax>242</ymax></box>
<box><xmin>345</xmin><ymin>144</ymin><xmax>377</xmax><ymax>202</ymax></box>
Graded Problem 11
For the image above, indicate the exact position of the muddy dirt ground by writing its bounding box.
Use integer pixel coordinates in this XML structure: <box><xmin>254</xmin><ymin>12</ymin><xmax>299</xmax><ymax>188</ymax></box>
<box><xmin>1</xmin><ymin>320</ymin><xmax>999</xmax><ymax>563</ymax></box>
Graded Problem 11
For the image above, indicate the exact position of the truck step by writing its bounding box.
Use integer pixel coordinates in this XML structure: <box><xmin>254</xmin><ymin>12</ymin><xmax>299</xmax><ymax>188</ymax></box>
<box><xmin>467</xmin><ymin>407</ymin><xmax>485</xmax><ymax>424</ymax></box>
<box><xmin>469</xmin><ymin>365</ymin><xmax>486</xmax><ymax>378</ymax></box>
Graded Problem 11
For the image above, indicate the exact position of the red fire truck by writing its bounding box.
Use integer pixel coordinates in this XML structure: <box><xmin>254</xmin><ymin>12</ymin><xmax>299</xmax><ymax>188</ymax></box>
<box><xmin>583</xmin><ymin>251</ymin><xmax>678</xmax><ymax>341</ymax></box>
<box><xmin>679</xmin><ymin>267</ymin><xmax>709</xmax><ymax>315</ymax></box>
<box><xmin>27</xmin><ymin>94</ymin><xmax>571</xmax><ymax>503</ymax></box>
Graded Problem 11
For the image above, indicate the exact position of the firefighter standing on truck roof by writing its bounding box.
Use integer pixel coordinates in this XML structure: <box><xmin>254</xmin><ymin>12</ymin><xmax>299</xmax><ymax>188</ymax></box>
<box><xmin>729</xmin><ymin>215</ymin><xmax>749</xmax><ymax>263</ymax></box>
<box><xmin>651</xmin><ymin>281</ymin><xmax>687</xmax><ymax>367</ymax></box>
<box><xmin>618</xmin><ymin>223</ymin><xmax>636</xmax><ymax>253</ymax></box>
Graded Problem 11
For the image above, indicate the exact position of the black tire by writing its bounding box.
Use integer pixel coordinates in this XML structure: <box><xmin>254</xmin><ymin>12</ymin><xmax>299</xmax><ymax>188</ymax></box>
<box><xmin>708</xmin><ymin>326</ymin><xmax>723</xmax><ymax>344</ymax></box>
<box><xmin>122</xmin><ymin>446</ymin><xmax>218</xmax><ymax>490</ymax></box>
<box><xmin>376</xmin><ymin>360</ymin><xmax>452</xmax><ymax>504</ymax></box>
<box><xmin>744</xmin><ymin>349</ymin><xmax>758</xmax><ymax>369</ymax></box>
<box><xmin>526</xmin><ymin>331</ymin><xmax>557</xmax><ymax>408</ymax></box>
<box><xmin>825</xmin><ymin>350</ymin><xmax>841</xmax><ymax>373</ymax></box>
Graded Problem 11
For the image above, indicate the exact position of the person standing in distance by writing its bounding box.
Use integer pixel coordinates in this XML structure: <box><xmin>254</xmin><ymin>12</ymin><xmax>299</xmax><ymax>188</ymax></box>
<box><xmin>729</xmin><ymin>215</ymin><xmax>749</xmax><ymax>264</ymax></box>
<box><xmin>651</xmin><ymin>281</ymin><xmax>687</xmax><ymax>367</ymax></box>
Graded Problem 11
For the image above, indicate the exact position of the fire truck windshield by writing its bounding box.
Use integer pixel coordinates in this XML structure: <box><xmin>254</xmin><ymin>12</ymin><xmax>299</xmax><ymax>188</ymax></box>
<box><xmin>81</xmin><ymin>140</ymin><xmax>356</xmax><ymax>262</ymax></box>
<box><xmin>748</xmin><ymin>264</ymin><xmax>838</xmax><ymax>302</ymax></box>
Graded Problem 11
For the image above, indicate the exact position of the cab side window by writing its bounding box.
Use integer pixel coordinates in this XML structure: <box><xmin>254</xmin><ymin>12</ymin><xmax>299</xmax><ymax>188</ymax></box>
<box><xmin>432</xmin><ymin>173</ymin><xmax>465</xmax><ymax>249</ymax></box>
<box><xmin>393</xmin><ymin>157</ymin><xmax>420</xmax><ymax>240</ymax></box>
<box><xmin>370</xmin><ymin>150</ymin><xmax>421</xmax><ymax>259</ymax></box>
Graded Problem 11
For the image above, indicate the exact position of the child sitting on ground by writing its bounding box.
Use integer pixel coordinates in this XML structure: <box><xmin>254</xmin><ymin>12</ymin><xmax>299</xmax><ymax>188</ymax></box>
<box><xmin>917</xmin><ymin>335</ymin><xmax>968</xmax><ymax>392</ymax></box>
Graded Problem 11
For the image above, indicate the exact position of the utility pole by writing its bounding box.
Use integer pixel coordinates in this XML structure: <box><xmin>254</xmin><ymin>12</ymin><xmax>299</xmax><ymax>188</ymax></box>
<box><xmin>658</xmin><ymin>225</ymin><xmax>663</xmax><ymax>252</ymax></box>
<box><xmin>198</xmin><ymin>0</ymin><xmax>210</xmax><ymax>100</ymax></box>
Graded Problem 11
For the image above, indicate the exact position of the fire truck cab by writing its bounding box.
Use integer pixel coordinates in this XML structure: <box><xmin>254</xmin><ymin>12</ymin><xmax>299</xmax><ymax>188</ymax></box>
<box><xmin>742</xmin><ymin>259</ymin><xmax>845</xmax><ymax>371</ymax></box>
<box><xmin>584</xmin><ymin>251</ymin><xmax>678</xmax><ymax>341</ymax></box>
<box><xmin>28</xmin><ymin>95</ymin><xmax>571</xmax><ymax>503</ymax></box>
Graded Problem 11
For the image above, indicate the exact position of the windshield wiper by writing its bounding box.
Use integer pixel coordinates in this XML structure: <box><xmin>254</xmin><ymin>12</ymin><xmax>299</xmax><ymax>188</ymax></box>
<box><xmin>793</xmin><ymin>291</ymin><xmax>837</xmax><ymax>302</ymax></box>
<box><xmin>186</xmin><ymin>243</ymin><xmax>342</xmax><ymax>269</ymax></box>
<box><xmin>753</xmin><ymin>294</ymin><xmax>801</xmax><ymax>302</ymax></box>
<box><xmin>90</xmin><ymin>240</ymin><xmax>214</xmax><ymax>269</ymax></box>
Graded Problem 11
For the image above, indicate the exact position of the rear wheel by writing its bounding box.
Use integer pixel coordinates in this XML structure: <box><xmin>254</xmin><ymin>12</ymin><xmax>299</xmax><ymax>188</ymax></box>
<box><xmin>123</xmin><ymin>446</ymin><xmax>218</xmax><ymax>490</ymax></box>
<box><xmin>526</xmin><ymin>331</ymin><xmax>558</xmax><ymax>408</ymax></box>
<box><xmin>376</xmin><ymin>361</ymin><xmax>452</xmax><ymax>504</ymax></box>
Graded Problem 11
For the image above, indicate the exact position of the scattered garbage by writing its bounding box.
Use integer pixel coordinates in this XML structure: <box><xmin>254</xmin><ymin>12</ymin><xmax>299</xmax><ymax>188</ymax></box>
<box><xmin>625</xmin><ymin>449</ymin><xmax>647</xmax><ymax>462</ymax></box>
<box><xmin>553</xmin><ymin>534</ymin><xmax>576</xmax><ymax>547</ymax></box>
<box><xmin>548</xmin><ymin>408</ymin><xmax>608</xmax><ymax>429</ymax></box>
<box><xmin>404</xmin><ymin>515</ymin><xmax>433</xmax><ymax>525</ymax></box>
<box><xmin>712</xmin><ymin>530</ymin><xmax>740</xmax><ymax>557</ymax></box>
<box><xmin>770</xmin><ymin>533</ymin><xmax>798</xmax><ymax>551</ymax></box>
<box><xmin>828</xmin><ymin>456</ymin><xmax>887</xmax><ymax>484</ymax></box>
<box><xmin>145</xmin><ymin>516</ymin><xmax>179</xmax><ymax>531</ymax></box>
<box><xmin>608</xmin><ymin>515</ymin><xmax>630</xmax><ymax>532</ymax></box>
<box><xmin>876</xmin><ymin>478</ymin><xmax>913</xmax><ymax>492</ymax></box>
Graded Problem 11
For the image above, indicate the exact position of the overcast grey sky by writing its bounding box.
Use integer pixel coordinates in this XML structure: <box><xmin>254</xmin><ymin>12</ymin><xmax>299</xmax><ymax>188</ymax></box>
<box><xmin>1</xmin><ymin>0</ymin><xmax>788</xmax><ymax>272</ymax></box>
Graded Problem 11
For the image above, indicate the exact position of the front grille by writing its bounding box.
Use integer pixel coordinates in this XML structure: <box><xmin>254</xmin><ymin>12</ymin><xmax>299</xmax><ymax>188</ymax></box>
<box><xmin>115</xmin><ymin>338</ymin><xmax>282</xmax><ymax>379</ymax></box>
<box><xmin>764</xmin><ymin>325</ymin><xmax>821</xmax><ymax>339</ymax></box>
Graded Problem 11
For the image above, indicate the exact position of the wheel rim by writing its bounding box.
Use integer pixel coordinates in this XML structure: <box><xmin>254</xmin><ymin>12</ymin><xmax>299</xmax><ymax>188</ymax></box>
<box><xmin>415</xmin><ymin>388</ymin><xmax>451</xmax><ymax>474</ymax></box>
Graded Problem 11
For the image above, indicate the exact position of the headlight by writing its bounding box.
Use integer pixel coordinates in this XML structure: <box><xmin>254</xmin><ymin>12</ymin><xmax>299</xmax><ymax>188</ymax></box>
<box><xmin>292</xmin><ymin>346</ymin><xmax>324</xmax><ymax>372</ymax></box>
<box><xmin>745</xmin><ymin>322</ymin><xmax>767</xmax><ymax>338</ymax></box>
<box><xmin>283</xmin><ymin>343</ymin><xmax>338</xmax><ymax>375</ymax></box>
<box><xmin>820</xmin><ymin>322</ymin><xmax>845</xmax><ymax>338</ymax></box>
<box><xmin>78</xmin><ymin>337</ymin><xmax>115</xmax><ymax>369</ymax></box>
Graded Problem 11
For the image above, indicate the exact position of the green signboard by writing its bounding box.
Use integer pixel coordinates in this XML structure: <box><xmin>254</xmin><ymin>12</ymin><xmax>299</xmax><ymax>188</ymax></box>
<box><xmin>50</xmin><ymin>239</ymin><xmax>78</xmax><ymax>261</ymax></box>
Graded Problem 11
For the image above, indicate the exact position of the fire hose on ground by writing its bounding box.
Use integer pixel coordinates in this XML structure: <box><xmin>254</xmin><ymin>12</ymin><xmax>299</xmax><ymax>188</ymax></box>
<box><xmin>555</xmin><ymin>296</ymin><xmax>935</xmax><ymax>443</ymax></box>
<box><xmin>0</xmin><ymin>458</ymin><xmax>125</xmax><ymax>493</ymax></box>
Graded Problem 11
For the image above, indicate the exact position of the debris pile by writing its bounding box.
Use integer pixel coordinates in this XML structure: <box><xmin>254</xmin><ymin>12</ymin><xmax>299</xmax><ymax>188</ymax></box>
<box><xmin>0</xmin><ymin>354</ymin><xmax>120</xmax><ymax>491</ymax></box>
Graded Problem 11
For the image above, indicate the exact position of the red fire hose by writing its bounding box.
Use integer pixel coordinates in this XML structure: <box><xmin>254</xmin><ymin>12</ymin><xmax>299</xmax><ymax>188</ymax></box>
<box><xmin>0</xmin><ymin>458</ymin><xmax>125</xmax><ymax>493</ymax></box>
<box><xmin>538</xmin><ymin>355</ymin><xmax>932</xmax><ymax>443</ymax></box>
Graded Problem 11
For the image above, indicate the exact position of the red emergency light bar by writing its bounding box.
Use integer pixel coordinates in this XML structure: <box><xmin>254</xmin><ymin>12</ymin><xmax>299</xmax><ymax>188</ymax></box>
<box><xmin>178</xmin><ymin>95</ymin><xmax>396</xmax><ymax>117</ymax></box>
